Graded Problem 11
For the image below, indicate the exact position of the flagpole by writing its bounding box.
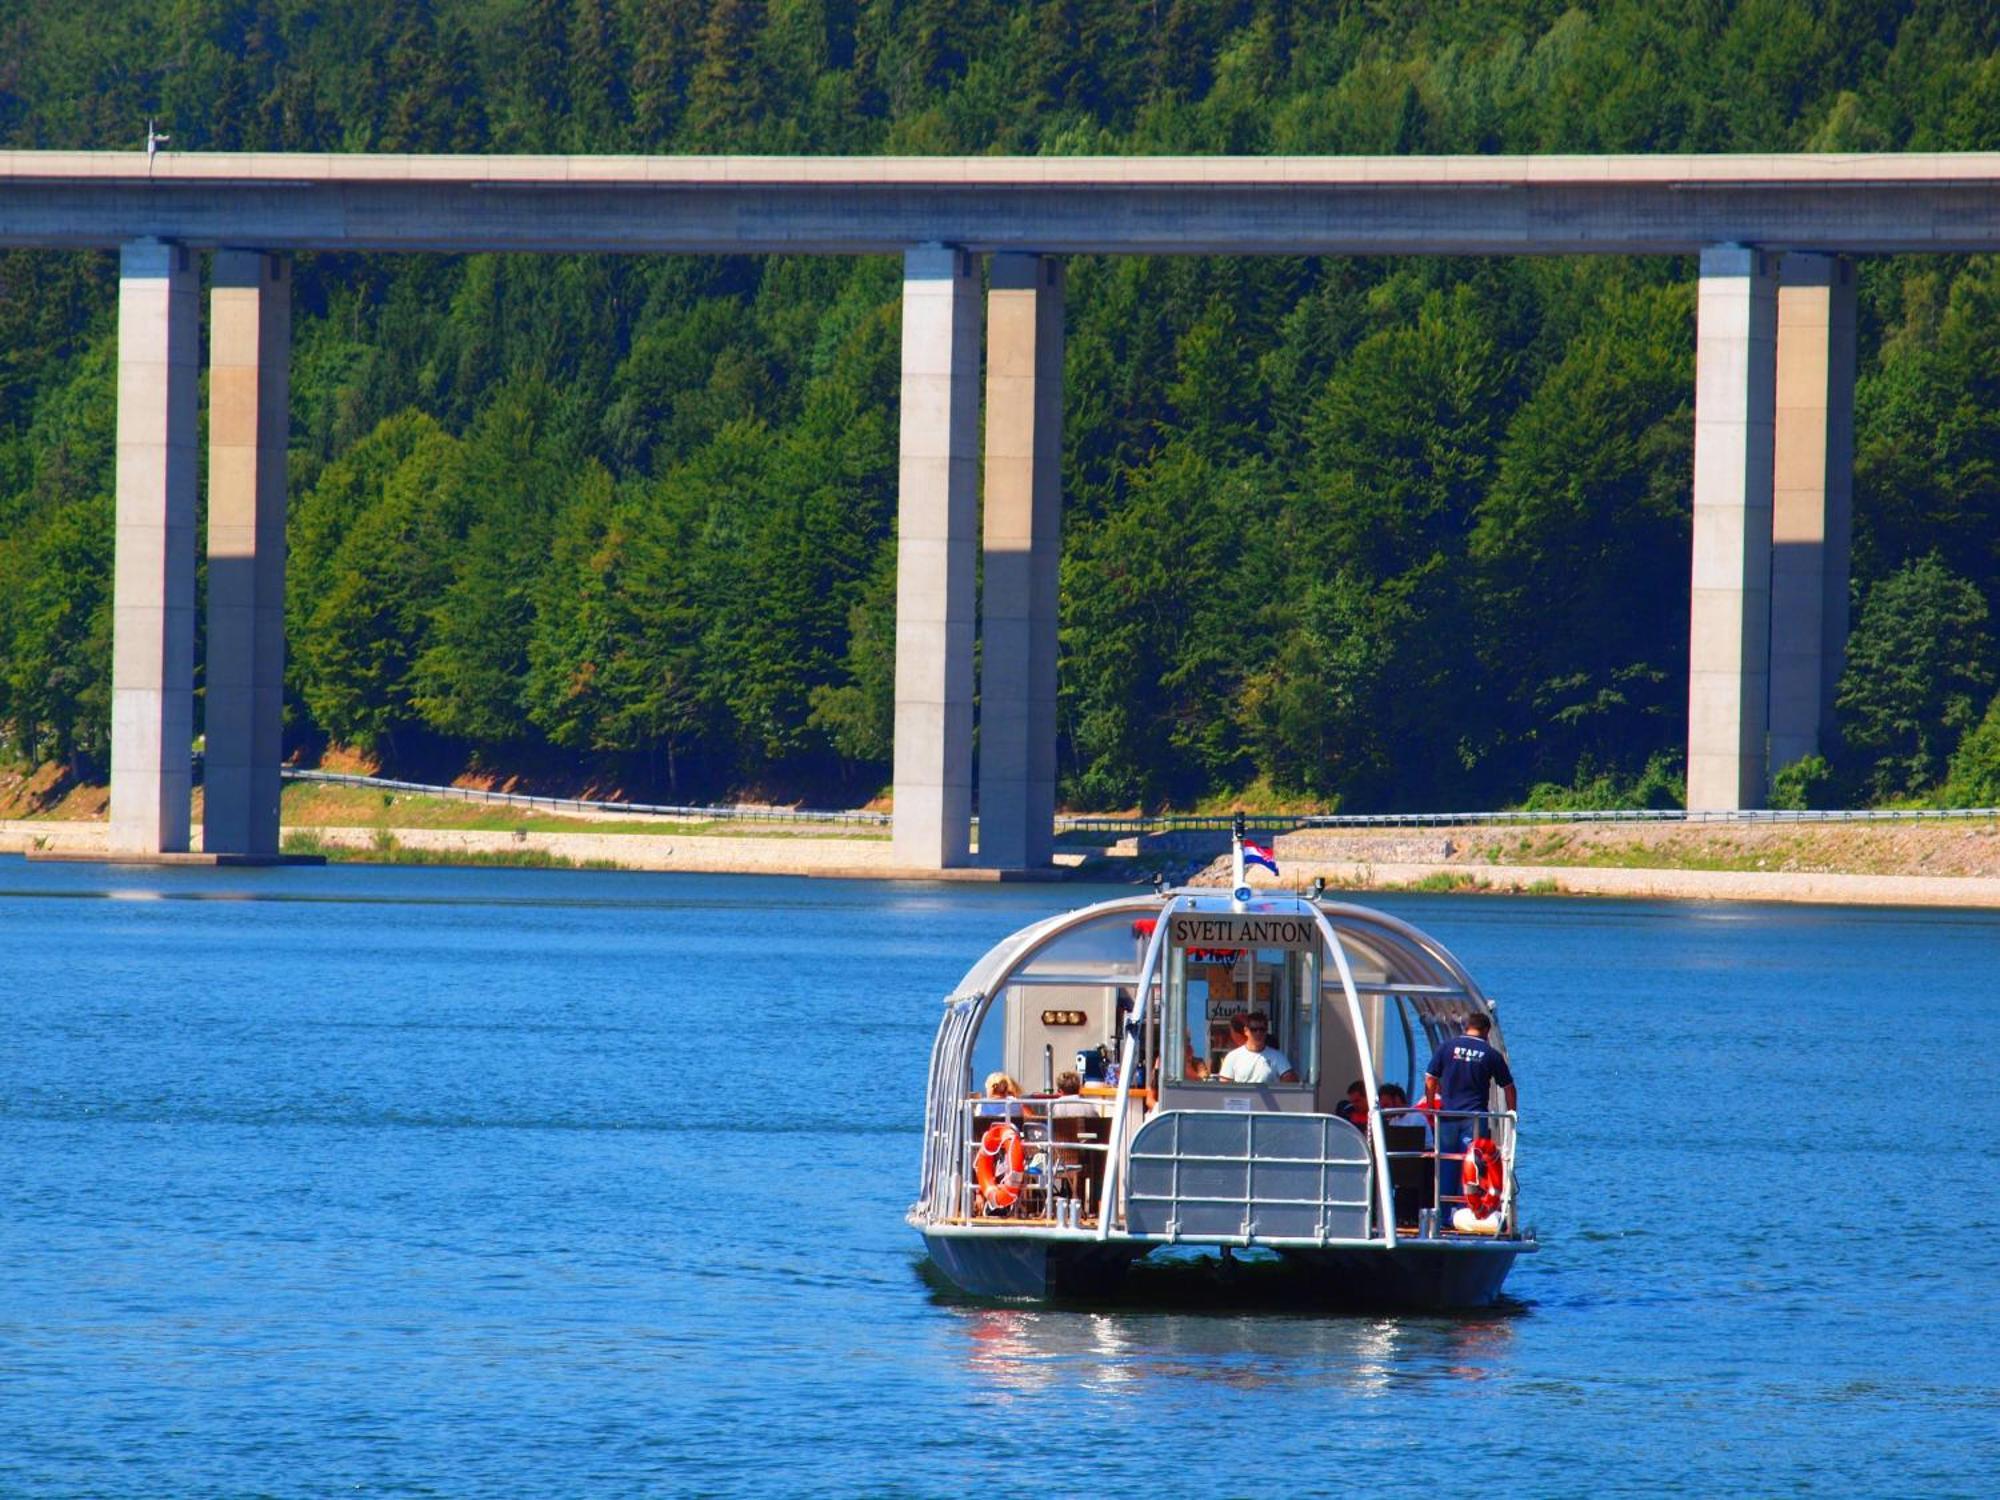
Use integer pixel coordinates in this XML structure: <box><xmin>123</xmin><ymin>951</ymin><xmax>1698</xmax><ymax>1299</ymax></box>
<box><xmin>1231</xmin><ymin>809</ymin><xmax>1246</xmax><ymax>893</ymax></box>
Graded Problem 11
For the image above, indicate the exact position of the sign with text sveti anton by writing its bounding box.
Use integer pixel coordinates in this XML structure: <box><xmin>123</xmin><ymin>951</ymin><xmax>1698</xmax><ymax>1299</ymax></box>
<box><xmin>1167</xmin><ymin>912</ymin><xmax>1317</xmax><ymax>953</ymax></box>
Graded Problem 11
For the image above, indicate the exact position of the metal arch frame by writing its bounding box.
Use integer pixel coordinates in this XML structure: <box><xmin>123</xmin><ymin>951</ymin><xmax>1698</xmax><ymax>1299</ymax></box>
<box><xmin>1309</xmin><ymin>905</ymin><xmax>1397</xmax><ymax>1250</ymax></box>
<box><xmin>1093</xmin><ymin>910</ymin><xmax>1173</xmax><ymax>1242</ymax></box>
<box><xmin>1316</xmin><ymin>900</ymin><xmax>1493</xmax><ymax>1009</ymax></box>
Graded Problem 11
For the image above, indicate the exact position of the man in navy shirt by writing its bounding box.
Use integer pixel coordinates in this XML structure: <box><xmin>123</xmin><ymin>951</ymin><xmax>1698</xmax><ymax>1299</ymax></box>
<box><xmin>1424</xmin><ymin>1013</ymin><xmax>1517</xmax><ymax>1166</ymax></box>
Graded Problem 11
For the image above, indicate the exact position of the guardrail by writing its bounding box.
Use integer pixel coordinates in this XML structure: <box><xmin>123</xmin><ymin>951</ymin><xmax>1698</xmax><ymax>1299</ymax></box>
<box><xmin>279</xmin><ymin>768</ymin><xmax>2000</xmax><ymax>832</ymax></box>
<box><xmin>1058</xmin><ymin>805</ymin><xmax>2000</xmax><ymax>833</ymax></box>
<box><xmin>279</xmin><ymin>769</ymin><xmax>892</xmax><ymax>826</ymax></box>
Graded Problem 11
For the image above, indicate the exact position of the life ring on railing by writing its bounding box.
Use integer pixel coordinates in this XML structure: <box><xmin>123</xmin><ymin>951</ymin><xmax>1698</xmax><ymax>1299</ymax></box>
<box><xmin>975</xmin><ymin>1123</ymin><xmax>1026</xmax><ymax>1211</ymax></box>
<box><xmin>1461</xmin><ymin>1137</ymin><xmax>1505</xmax><ymax>1219</ymax></box>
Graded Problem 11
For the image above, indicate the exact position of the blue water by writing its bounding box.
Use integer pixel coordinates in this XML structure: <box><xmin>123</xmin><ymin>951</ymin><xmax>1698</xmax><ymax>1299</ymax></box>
<box><xmin>0</xmin><ymin>862</ymin><xmax>1993</xmax><ymax>1496</ymax></box>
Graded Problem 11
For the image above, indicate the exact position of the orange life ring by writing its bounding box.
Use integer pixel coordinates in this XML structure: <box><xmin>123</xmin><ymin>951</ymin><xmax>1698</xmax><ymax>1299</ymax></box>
<box><xmin>975</xmin><ymin>1122</ymin><xmax>1026</xmax><ymax>1211</ymax></box>
<box><xmin>1461</xmin><ymin>1137</ymin><xmax>1505</xmax><ymax>1218</ymax></box>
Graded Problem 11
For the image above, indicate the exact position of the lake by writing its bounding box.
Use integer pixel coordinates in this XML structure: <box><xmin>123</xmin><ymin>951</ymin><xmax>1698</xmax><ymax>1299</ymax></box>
<box><xmin>0</xmin><ymin>862</ymin><xmax>1993</xmax><ymax>1495</ymax></box>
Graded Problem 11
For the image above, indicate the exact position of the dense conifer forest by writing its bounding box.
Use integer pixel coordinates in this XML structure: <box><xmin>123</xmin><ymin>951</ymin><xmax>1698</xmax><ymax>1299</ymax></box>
<box><xmin>6</xmin><ymin>1</ymin><xmax>2000</xmax><ymax>810</ymax></box>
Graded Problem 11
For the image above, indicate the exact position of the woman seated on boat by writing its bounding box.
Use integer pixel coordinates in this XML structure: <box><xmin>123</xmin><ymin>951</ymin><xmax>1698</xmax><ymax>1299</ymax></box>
<box><xmin>1217</xmin><ymin>1012</ymin><xmax>1299</xmax><ymax>1084</ymax></box>
<box><xmin>975</xmin><ymin>1072</ymin><xmax>1025</xmax><ymax>1123</ymax></box>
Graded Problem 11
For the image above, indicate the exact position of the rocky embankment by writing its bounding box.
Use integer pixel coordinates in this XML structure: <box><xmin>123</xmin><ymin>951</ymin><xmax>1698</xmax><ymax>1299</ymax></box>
<box><xmin>1184</xmin><ymin>819</ymin><xmax>2000</xmax><ymax>907</ymax></box>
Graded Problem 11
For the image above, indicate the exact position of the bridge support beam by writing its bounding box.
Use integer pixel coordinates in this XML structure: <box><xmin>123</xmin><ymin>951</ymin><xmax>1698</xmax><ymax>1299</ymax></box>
<box><xmin>977</xmin><ymin>254</ymin><xmax>1064</xmax><ymax>870</ymax></box>
<box><xmin>110</xmin><ymin>239</ymin><xmax>199</xmax><ymax>854</ymax></box>
<box><xmin>1768</xmin><ymin>253</ymin><xmax>1856</xmax><ymax>779</ymax></box>
<box><xmin>203</xmin><ymin>251</ymin><xmax>290</xmax><ymax>856</ymax></box>
<box><xmin>1687</xmin><ymin>245</ymin><xmax>1779</xmax><ymax>812</ymax></box>
<box><xmin>892</xmin><ymin>246</ymin><xmax>981</xmax><ymax>868</ymax></box>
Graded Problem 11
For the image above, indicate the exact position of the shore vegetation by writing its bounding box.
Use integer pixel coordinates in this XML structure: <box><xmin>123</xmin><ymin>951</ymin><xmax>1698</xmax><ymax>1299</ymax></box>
<box><xmin>6</xmin><ymin>4</ymin><xmax>2000</xmax><ymax>814</ymax></box>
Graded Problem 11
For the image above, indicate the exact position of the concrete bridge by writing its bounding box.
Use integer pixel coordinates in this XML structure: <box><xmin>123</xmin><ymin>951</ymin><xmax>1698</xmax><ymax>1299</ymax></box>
<box><xmin>4</xmin><ymin>150</ymin><xmax>1993</xmax><ymax>866</ymax></box>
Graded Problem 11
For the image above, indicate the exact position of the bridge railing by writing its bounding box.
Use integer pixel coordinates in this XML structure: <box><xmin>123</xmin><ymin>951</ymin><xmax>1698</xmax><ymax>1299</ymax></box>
<box><xmin>278</xmin><ymin>769</ymin><xmax>2000</xmax><ymax>833</ymax></box>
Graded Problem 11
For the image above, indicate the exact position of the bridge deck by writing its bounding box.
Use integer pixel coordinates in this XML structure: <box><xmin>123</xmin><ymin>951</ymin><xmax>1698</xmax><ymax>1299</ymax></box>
<box><xmin>5</xmin><ymin>151</ymin><xmax>2000</xmax><ymax>254</ymax></box>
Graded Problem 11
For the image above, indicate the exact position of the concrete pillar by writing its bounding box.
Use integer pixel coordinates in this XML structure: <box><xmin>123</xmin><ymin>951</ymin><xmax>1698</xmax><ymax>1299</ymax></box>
<box><xmin>892</xmin><ymin>246</ymin><xmax>980</xmax><ymax>868</ymax></box>
<box><xmin>1768</xmin><ymin>253</ymin><xmax>1856</xmax><ymax>778</ymax></box>
<box><xmin>978</xmin><ymin>254</ymin><xmax>1064</xmax><ymax>869</ymax></box>
<box><xmin>1687</xmin><ymin>245</ymin><xmax>1779</xmax><ymax>812</ymax></box>
<box><xmin>110</xmin><ymin>239</ymin><xmax>199</xmax><ymax>853</ymax></box>
<box><xmin>203</xmin><ymin>251</ymin><xmax>291</xmax><ymax>856</ymax></box>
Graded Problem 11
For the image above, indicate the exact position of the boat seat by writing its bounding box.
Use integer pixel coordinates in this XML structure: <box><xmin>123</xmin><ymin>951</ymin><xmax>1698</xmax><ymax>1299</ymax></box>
<box><xmin>1381</xmin><ymin>1123</ymin><xmax>1433</xmax><ymax>1229</ymax></box>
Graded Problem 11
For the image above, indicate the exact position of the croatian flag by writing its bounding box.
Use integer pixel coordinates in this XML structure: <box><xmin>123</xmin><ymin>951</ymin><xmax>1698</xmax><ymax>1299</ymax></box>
<box><xmin>1242</xmin><ymin>839</ymin><xmax>1279</xmax><ymax>876</ymax></box>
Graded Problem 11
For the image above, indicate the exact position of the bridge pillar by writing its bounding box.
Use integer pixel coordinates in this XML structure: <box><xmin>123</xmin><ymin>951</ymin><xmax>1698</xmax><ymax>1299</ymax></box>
<box><xmin>1687</xmin><ymin>245</ymin><xmax>1778</xmax><ymax>812</ymax></box>
<box><xmin>110</xmin><ymin>239</ymin><xmax>199</xmax><ymax>854</ymax></box>
<box><xmin>1768</xmin><ymin>253</ymin><xmax>1856</xmax><ymax>779</ymax></box>
<box><xmin>977</xmin><ymin>254</ymin><xmax>1064</xmax><ymax>870</ymax></box>
<box><xmin>203</xmin><ymin>251</ymin><xmax>291</xmax><ymax>856</ymax></box>
<box><xmin>892</xmin><ymin>246</ymin><xmax>981</xmax><ymax>868</ymax></box>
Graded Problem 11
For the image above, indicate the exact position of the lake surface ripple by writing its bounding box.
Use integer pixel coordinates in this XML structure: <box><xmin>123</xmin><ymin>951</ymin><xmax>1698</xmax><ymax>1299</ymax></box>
<box><xmin>0</xmin><ymin>863</ymin><xmax>1992</xmax><ymax>1496</ymax></box>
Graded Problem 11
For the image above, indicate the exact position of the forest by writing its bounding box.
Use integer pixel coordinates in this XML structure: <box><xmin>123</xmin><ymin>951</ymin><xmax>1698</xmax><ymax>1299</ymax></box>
<box><xmin>6</xmin><ymin>0</ymin><xmax>2000</xmax><ymax>812</ymax></box>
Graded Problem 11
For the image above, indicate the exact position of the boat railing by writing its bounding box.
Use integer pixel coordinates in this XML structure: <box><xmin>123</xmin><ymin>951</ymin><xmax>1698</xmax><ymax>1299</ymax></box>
<box><xmin>1375</xmin><ymin>1108</ymin><xmax>1520</xmax><ymax>1236</ymax></box>
<box><xmin>954</xmin><ymin>1098</ymin><xmax>1115</xmax><ymax>1227</ymax></box>
<box><xmin>949</xmin><ymin>1100</ymin><xmax>1520</xmax><ymax>1238</ymax></box>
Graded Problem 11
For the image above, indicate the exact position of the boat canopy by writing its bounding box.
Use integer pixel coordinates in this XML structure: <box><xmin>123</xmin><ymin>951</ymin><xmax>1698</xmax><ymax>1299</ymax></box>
<box><xmin>944</xmin><ymin>894</ymin><xmax>1494</xmax><ymax>1035</ymax></box>
<box><xmin>943</xmin><ymin>897</ymin><xmax>1157</xmax><ymax>1007</ymax></box>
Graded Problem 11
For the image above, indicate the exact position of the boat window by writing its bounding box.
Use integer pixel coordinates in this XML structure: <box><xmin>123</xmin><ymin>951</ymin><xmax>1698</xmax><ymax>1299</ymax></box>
<box><xmin>1266</xmin><ymin>948</ymin><xmax>1320</xmax><ymax>1083</ymax></box>
<box><xmin>1379</xmin><ymin>994</ymin><xmax>1422</xmax><ymax>1097</ymax></box>
<box><xmin>1012</xmin><ymin>912</ymin><xmax>1150</xmax><ymax>979</ymax></box>
<box><xmin>962</xmin><ymin>911</ymin><xmax>1158</xmax><ymax>1097</ymax></box>
<box><xmin>1162</xmin><ymin>942</ymin><xmax>1320</xmax><ymax>1084</ymax></box>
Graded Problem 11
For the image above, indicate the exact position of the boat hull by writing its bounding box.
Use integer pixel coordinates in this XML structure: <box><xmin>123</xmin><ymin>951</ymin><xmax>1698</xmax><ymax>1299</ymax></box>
<box><xmin>921</xmin><ymin>1229</ymin><xmax>1147</xmax><ymax>1300</ymax></box>
<box><xmin>1276</xmin><ymin>1241</ymin><xmax>1523</xmax><ymax>1309</ymax></box>
<box><xmin>920</xmin><ymin>1225</ymin><xmax>1527</xmax><ymax>1308</ymax></box>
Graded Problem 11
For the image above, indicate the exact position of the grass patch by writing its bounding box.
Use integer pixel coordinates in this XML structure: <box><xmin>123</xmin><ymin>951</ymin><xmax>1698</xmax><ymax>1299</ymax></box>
<box><xmin>1399</xmin><ymin>871</ymin><xmax>1491</xmax><ymax>893</ymax></box>
<box><xmin>280</xmin><ymin>828</ymin><xmax>625</xmax><ymax>870</ymax></box>
<box><xmin>1559</xmin><ymin>843</ymin><xmax>1774</xmax><ymax>872</ymax></box>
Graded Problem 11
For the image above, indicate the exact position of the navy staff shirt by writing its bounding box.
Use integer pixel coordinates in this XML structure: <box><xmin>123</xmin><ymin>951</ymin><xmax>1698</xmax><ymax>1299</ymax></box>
<box><xmin>1426</xmin><ymin>1033</ymin><xmax>1514</xmax><ymax>1114</ymax></box>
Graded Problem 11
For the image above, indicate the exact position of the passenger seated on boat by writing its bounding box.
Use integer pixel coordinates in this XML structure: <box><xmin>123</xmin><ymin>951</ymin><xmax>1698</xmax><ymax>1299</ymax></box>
<box><xmin>1049</xmin><ymin>1070</ymin><xmax>1095</xmax><ymax>1120</ymax></box>
<box><xmin>1335</xmin><ymin>1079</ymin><xmax>1368</xmax><ymax>1127</ymax></box>
<box><xmin>1048</xmin><ymin>1073</ymin><xmax>1108</xmax><ymax>1215</ymax></box>
<box><xmin>1183</xmin><ymin>1033</ymin><xmax>1211</xmax><ymax>1080</ymax></box>
<box><xmin>975</xmin><ymin>1073</ymin><xmax>1025</xmax><ymax>1124</ymax></box>
<box><xmin>1217</xmin><ymin>1012</ymin><xmax>1299</xmax><ymax>1084</ymax></box>
<box><xmin>1377</xmin><ymin>1083</ymin><xmax>1429</xmax><ymax>1139</ymax></box>
<box><xmin>1376</xmin><ymin>1085</ymin><xmax>1434</xmax><ymax>1228</ymax></box>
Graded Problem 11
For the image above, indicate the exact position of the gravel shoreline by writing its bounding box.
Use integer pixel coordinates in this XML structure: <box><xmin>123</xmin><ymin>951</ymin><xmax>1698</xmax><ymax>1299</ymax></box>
<box><xmin>8</xmin><ymin>815</ymin><xmax>2000</xmax><ymax>905</ymax></box>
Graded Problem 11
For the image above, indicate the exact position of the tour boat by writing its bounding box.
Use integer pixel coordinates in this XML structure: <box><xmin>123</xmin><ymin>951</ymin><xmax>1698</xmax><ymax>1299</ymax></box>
<box><xmin>910</xmin><ymin>821</ymin><xmax>1536</xmax><ymax>1306</ymax></box>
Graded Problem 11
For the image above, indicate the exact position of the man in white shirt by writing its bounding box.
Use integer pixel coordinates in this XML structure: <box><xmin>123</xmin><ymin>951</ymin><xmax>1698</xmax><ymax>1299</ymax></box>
<box><xmin>1217</xmin><ymin>1012</ymin><xmax>1299</xmax><ymax>1084</ymax></box>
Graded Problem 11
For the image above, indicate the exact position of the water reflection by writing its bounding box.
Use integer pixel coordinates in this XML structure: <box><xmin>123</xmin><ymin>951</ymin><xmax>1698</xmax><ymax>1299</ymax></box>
<box><xmin>949</xmin><ymin>1301</ymin><xmax>1518</xmax><ymax>1398</ymax></box>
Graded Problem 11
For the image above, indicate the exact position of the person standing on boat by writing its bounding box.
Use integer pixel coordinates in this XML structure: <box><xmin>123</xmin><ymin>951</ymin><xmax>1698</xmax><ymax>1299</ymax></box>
<box><xmin>1218</xmin><ymin>1012</ymin><xmax>1299</xmax><ymax>1084</ymax></box>
<box><xmin>1423</xmin><ymin>1013</ymin><xmax>1516</xmax><ymax>1161</ymax></box>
